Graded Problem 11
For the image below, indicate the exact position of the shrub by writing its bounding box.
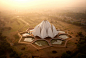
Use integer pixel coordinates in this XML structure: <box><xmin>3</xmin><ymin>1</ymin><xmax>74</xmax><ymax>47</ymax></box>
<box><xmin>19</xmin><ymin>52</ymin><xmax>23</xmax><ymax>56</ymax></box>
<box><xmin>0</xmin><ymin>55</ymin><xmax>6</xmax><ymax>58</ymax></box>
<box><xmin>71</xmin><ymin>32</ymin><xmax>73</xmax><ymax>34</ymax></box>
<box><xmin>78</xmin><ymin>40</ymin><xmax>85</xmax><ymax>44</ymax></box>
<box><xmin>61</xmin><ymin>52</ymin><xmax>71</xmax><ymax>58</ymax></box>
<box><xmin>77</xmin><ymin>40</ymin><xmax>86</xmax><ymax>53</ymax></box>
<box><xmin>76</xmin><ymin>35</ymin><xmax>78</xmax><ymax>37</ymax></box>
<box><xmin>21</xmin><ymin>47</ymin><xmax>25</xmax><ymax>50</ymax></box>
<box><xmin>79</xmin><ymin>36</ymin><xmax>86</xmax><ymax>41</ymax></box>
<box><xmin>66</xmin><ymin>51</ymin><xmax>71</xmax><ymax>55</ymax></box>
<box><xmin>10</xmin><ymin>51</ymin><xmax>20</xmax><ymax>58</ymax></box>
<box><xmin>72</xmin><ymin>34</ymin><xmax>86</xmax><ymax>58</ymax></box>
<box><xmin>0</xmin><ymin>32</ymin><xmax>20</xmax><ymax>58</ymax></box>
<box><xmin>77</xmin><ymin>32</ymin><xmax>82</xmax><ymax>36</ymax></box>
<box><xmin>14</xmin><ymin>34</ymin><xmax>19</xmax><ymax>39</ymax></box>
<box><xmin>76</xmin><ymin>53</ymin><xmax>86</xmax><ymax>58</ymax></box>
<box><xmin>52</xmin><ymin>50</ymin><xmax>57</xmax><ymax>54</ymax></box>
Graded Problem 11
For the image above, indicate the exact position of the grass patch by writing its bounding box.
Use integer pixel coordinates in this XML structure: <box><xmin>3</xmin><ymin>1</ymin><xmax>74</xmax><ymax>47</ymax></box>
<box><xmin>14</xmin><ymin>34</ymin><xmax>19</xmax><ymax>39</ymax></box>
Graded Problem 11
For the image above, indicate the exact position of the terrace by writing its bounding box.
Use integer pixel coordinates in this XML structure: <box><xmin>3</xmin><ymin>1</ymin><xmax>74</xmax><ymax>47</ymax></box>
<box><xmin>18</xmin><ymin>28</ymin><xmax>72</xmax><ymax>50</ymax></box>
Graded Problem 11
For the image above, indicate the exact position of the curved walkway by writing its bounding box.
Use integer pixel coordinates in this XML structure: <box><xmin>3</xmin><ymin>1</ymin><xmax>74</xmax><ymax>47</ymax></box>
<box><xmin>18</xmin><ymin>30</ymin><xmax>73</xmax><ymax>50</ymax></box>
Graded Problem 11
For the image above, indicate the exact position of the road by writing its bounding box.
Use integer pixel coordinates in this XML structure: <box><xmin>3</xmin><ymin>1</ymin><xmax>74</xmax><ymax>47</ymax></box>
<box><xmin>17</xmin><ymin>18</ymin><xmax>30</xmax><ymax>32</ymax></box>
<box><xmin>19</xmin><ymin>18</ymin><xmax>30</xmax><ymax>25</ymax></box>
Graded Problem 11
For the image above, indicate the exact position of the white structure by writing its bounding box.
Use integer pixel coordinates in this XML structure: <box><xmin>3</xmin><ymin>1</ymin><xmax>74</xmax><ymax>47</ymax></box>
<box><xmin>32</xmin><ymin>20</ymin><xmax>58</xmax><ymax>39</ymax></box>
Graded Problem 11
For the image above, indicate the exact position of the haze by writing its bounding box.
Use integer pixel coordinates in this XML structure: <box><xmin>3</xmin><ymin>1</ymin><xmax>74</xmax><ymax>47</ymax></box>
<box><xmin>0</xmin><ymin>0</ymin><xmax>86</xmax><ymax>12</ymax></box>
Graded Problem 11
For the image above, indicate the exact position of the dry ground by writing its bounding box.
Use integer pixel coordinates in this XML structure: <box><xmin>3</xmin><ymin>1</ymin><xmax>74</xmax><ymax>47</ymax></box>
<box><xmin>2</xmin><ymin>16</ymin><xmax>86</xmax><ymax>58</ymax></box>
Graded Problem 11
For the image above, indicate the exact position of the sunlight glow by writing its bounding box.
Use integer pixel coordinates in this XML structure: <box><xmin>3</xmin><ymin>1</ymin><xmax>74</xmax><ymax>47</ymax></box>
<box><xmin>0</xmin><ymin>0</ymin><xmax>86</xmax><ymax>11</ymax></box>
<box><xmin>14</xmin><ymin>0</ymin><xmax>31</xmax><ymax>3</ymax></box>
<box><xmin>0</xmin><ymin>0</ymin><xmax>35</xmax><ymax>9</ymax></box>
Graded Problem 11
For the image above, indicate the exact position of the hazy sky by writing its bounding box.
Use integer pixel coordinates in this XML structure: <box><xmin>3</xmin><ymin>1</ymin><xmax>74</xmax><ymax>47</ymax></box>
<box><xmin>0</xmin><ymin>0</ymin><xmax>86</xmax><ymax>11</ymax></box>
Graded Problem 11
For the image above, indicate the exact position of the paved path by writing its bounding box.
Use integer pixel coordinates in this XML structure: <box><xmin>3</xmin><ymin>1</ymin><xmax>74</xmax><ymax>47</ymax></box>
<box><xmin>17</xmin><ymin>18</ymin><xmax>30</xmax><ymax>32</ymax></box>
<box><xmin>19</xmin><ymin>18</ymin><xmax>30</xmax><ymax>25</ymax></box>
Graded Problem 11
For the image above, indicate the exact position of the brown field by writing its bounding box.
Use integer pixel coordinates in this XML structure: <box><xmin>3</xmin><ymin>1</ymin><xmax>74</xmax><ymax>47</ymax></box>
<box><xmin>1</xmin><ymin>14</ymin><xmax>86</xmax><ymax>58</ymax></box>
